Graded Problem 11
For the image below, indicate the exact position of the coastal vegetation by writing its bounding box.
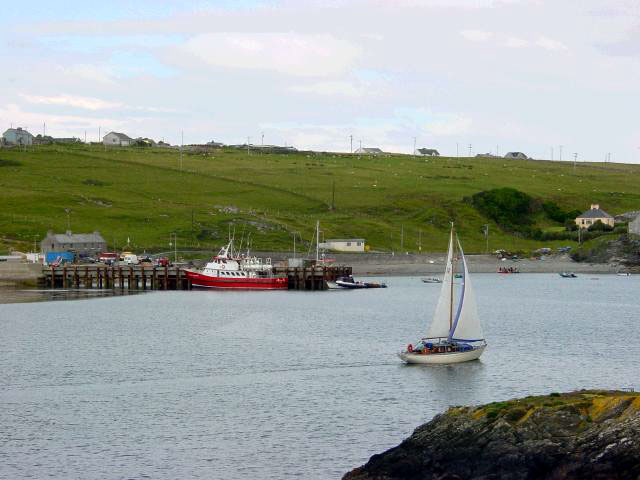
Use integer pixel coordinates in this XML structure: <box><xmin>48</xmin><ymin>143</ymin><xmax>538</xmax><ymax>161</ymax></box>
<box><xmin>1</xmin><ymin>144</ymin><xmax>639</xmax><ymax>254</ymax></box>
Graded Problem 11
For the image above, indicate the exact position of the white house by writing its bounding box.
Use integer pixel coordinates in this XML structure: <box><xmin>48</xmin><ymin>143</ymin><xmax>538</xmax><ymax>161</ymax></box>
<box><xmin>103</xmin><ymin>131</ymin><xmax>133</xmax><ymax>146</ymax></box>
<box><xmin>320</xmin><ymin>238</ymin><xmax>365</xmax><ymax>252</ymax></box>
<box><xmin>3</xmin><ymin>127</ymin><xmax>34</xmax><ymax>145</ymax></box>
<box><xmin>354</xmin><ymin>147</ymin><xmax>383</xmax><ymax>155</ymax></box>
<box><xmin>575</xmin><ymin>204</ymin><xmax>614</xmax><ymax>230</ymax></box>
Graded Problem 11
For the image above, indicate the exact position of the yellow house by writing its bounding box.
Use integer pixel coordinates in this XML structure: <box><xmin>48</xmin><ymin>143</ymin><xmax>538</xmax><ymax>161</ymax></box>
<box><xmin>575</xmin><ymin>204</ymin><xmax>614</xmax><ymax>229</ymax></box>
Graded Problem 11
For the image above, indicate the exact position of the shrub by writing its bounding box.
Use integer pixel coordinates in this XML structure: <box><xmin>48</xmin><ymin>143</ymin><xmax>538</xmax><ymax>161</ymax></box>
<box><xmin>504</xmin><ymin>407</ymin><xmax>528</xmax><ymax>422</ymax></box>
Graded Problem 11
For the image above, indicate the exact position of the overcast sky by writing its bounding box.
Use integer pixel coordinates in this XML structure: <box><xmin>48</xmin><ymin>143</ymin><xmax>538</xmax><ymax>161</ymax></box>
<box><xmin>2</xmin><ymin>0</ymin><xmax>640</xmax><ymax>161</ymax></box>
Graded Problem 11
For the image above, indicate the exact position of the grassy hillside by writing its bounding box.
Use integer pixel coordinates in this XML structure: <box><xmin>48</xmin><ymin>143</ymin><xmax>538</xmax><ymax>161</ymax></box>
<box><xmin>1</xmin><ymin>144</ymin><xmax>639</xmax><ymax>254</ymax></box>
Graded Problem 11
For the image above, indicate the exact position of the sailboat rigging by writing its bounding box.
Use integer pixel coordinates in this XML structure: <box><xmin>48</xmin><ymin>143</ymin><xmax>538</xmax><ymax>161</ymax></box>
<box><xmin>398</xmin><ymin>224</ymin><xmax>486</xmax><ymax>364</ymax></box>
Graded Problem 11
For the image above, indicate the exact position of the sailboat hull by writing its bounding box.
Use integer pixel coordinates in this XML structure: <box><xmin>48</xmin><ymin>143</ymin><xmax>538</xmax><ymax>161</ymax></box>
<box><xmin>398</xmin><ymin>345</ymin><xmax>485</xmax><ymax>364</ymax></box>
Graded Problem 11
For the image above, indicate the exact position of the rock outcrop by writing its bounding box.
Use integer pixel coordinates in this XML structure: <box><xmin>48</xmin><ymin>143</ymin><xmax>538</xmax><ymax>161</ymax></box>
<box><xmin>343</xmin><ymin>390</ymin><xmax>640</xmax><ymax>480</ymax></box>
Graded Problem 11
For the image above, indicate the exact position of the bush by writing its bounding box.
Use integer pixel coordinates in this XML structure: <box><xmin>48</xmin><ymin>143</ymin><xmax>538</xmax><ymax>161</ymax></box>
<box><xmin>471</xmin><ymin>188</ymin><xmax>534</xmax><ymax>232</ymax></box>
<box><xmin>588</xmin><ymin>220</ymin><xmax>613</xmax><ymax>232</ymax></box>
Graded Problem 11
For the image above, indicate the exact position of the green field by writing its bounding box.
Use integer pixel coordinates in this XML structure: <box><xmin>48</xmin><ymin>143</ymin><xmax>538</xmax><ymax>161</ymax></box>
<box><xmin>1</xmin><ymin>144</ymin><xmax>639</xmax><ymax>254</ymax></box>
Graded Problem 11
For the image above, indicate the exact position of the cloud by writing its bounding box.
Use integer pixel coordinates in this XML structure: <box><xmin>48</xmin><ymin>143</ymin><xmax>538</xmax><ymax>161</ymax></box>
<box><xmin>178</xmin><ymin>32</ymin><xmax>361</xmax><ymax>77</ymax></box>
<box><xmin>19</xmin><ymin>93</ymin><xmax>180</xmax><ymax>114</ymax></box>
<box><xmin>20</xmin><ymin>94</ymin><xmax>124</xmax><ymax>110</ymax></box>
<box><xmin>503</xmin><ymin>36</ymin><xmax>530</xmax><ymax>48</ymax></box>
<box><xmin>460</xmin><ymin>29</ymin><xmax>493</xmax><ymax>42</ymax></box>
<box><xmin>290</xmin><ymin>80</ymin><xmax>366</xmax><ymax>97</ymax></box>
<box><xmin>461</xmin><ymin>31</ymin><xmax>569</xmax><ymax>52</ymax></box>
<box><xmin>535</xmin><ymin>36</ymin><xmax>569</xmax><ymax>51</ymax></box>
<box><xmin>425</xmin><ymin>114</ymin><xmax>472</xmax><ymax>136</ymax></box>
<box><xmin>56</xmin><ymin>64</ymin><xmax>118</xmax><ymax>85</ymax></box>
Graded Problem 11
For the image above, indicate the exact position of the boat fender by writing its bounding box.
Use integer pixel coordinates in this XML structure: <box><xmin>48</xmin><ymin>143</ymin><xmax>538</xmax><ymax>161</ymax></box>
<box><xmin>407</xmin><ymin>344</ymin><xmax>413</xmax><ymax>353</ymax></box>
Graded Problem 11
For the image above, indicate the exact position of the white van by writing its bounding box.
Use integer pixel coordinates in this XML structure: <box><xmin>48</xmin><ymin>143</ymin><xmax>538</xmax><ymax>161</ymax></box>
<box><xmin>123</xmin><ymin>254</ymin><xmax>139</xmax><ymax>265</ymax></box>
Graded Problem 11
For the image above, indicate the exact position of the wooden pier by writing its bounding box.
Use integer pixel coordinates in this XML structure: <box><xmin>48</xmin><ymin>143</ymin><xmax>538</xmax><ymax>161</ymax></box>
<box><xmin>41</xmin><ymin>265</ymin><xmax>352</xmax><ymax>291</ymax></box>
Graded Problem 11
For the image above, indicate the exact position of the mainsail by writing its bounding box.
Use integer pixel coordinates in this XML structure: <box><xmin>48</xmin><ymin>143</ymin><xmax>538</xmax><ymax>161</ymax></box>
<box><xmin>426</xmin><ymin>229</ymin><xmax>455</xmax><ymax>338</ymax></box>
<box><xmin>448</xmin><ymin>239</ymin><xmax>484</xmax><ymax>341</ymax></box>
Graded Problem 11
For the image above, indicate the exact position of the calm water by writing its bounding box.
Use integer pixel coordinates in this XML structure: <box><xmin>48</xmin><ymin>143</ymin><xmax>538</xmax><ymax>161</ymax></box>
<box><xmin>1</xmin><ymin>274</ymin><xmax>639</xmax><ymax>479</ymax></box>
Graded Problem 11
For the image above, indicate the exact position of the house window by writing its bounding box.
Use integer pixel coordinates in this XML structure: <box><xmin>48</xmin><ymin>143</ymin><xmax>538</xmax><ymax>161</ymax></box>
<box><xmin>357</xmin><ymin>242</ymin><xmax>362</xmax><ymax>246</ymax></box>
<box><xmin>347</xmin><ymin>242</ymin><xmax>351</xmax><ymax>246</ymax></box>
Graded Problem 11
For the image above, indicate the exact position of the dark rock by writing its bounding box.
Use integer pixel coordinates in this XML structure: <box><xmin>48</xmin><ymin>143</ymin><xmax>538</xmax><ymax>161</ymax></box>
<box><xmin>343</xmin><ymin>390</ymin><xmax>640</xmax><ymax>480</ymax></box>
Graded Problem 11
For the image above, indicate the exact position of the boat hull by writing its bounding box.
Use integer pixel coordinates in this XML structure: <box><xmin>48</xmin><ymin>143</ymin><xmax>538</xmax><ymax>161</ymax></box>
<box><xmin>184</xmin><ymin>270</ymin><xmax>288</xmax><ymax>290</ymax></box>
<box><xmin>398</xmin><ymin>345</ymin><xmax>486</xmax><ymax>364</ymax></box>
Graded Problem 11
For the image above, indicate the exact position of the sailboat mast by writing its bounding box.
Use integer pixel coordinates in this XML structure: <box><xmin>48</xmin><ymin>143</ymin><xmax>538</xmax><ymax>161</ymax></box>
<box><xmin>315</xmin><ymin>220</ymin><xmax>320</xmax><ymax>262</ymax></box>
<box><xmin>449</xmin><ymin>224</ymin><xmax>455</xmax><ymax>332</ymax></box>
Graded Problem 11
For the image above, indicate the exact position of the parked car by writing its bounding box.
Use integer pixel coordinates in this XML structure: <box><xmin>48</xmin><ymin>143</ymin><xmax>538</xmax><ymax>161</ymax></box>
<box><xmin>154</xmin><ymin>257</ymin><xmax>169</xmax><ymax>267</ymax></box>
<box><xmin>99</xmin><ymin>252</ymin><xmax>118</xmax><ymax>264</ymax></box>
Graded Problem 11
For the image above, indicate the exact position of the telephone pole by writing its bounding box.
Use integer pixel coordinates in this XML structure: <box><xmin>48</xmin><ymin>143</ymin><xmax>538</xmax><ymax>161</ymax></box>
<box><xmin>180</xmin><ymin>130</ymin><xmax>184</xmax><ymax>170</ymax></box>
<box><xmin>413</xmin><ymin>136</ymin><xmax>417</xmax><ymax>156</ymax></box>
<box><xmin>349</xmin><ymin>134</ymin><xmax>353</xmax><ymax>153</ymax></box>
<box><xmin>573</xmin><ymin>152</ymin><xmax>578</xmax><ymax>172</ymax></box>
<box><xmin>483</xmin><ymin>224</ymin><xmax>489</xmax><ymax>253</ymax></box>
<box><xmin>331</xmin><ymin>180</ymin><xmax>335</xmax><ymax>210</ymax></box>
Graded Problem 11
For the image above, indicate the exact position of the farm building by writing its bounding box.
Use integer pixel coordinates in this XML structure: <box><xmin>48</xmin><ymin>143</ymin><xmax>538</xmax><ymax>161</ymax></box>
<box><xmin>103</xmin><ymin>131</ymin><xmax>133</xmax><ymax>146</ymax></box>
<box><xmin>40</xmin><ymin>230</ymin><xmax>107</xmax><ymax>257</ymax></box>
<box><xmin>416</xmin><ymin>148</ymin><xmax>440</xmax><ymax>156</ymax></box>
<box><xmin>3</xmin><ymin>127</ymin><xmax>34</xmax><ymax>145</ymax></box>
<box><xmin>575</xmin><ymin>204</ymin><xmax>614</xmax><ymax>230</ymax></box>
<box><xmin>320</xmin><ymin>238</ymin><xmax>365</xmax><ymax>252</ymax></box>
<box><xmin>630</xmin><ymin>215</ymin><xmax>640</xmax><ymax>236</ymax></box>
<box><xmin>504</xmin><ymin>151</ymin><xmax>529</xmax><ymax>159</ymax></box>
<box><xmin>354</xmin><ymin>147</ymin><xmax>383</xmax><ymax>155</ymax></box>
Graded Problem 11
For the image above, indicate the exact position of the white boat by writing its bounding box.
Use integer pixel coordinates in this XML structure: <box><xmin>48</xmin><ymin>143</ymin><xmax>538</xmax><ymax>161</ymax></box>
<box><xmin>399</xmin><ymin>225</ymin><xmax>486</xmax><ymax>365</ymax></box>
<box><xmin>421</xmin><ymin>277</ymin><xmax>442</xmax><ymax>284</ymax></box>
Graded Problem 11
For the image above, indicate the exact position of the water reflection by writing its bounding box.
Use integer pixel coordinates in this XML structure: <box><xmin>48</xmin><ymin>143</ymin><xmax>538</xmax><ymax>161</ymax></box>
<box><xmin>0</xmin><ymin>287</ymin><xmax>147</xmax><ymax>304</ymax></box>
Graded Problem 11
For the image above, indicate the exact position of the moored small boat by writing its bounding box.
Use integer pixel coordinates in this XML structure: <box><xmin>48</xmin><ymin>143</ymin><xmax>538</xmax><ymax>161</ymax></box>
<box><xmin>421</xmin><ymin>277</ymin><xmax>442</xmax><ymax>284</ymax></box>
<box><xmin>559</xmin><ymin>272</ymin><xmax>577</xmax><ymax>278</ymax></box>
<box><xmin>334</xmin><ymin>275</ymin><xmax>387</xmax><ymax>289</ymax></box>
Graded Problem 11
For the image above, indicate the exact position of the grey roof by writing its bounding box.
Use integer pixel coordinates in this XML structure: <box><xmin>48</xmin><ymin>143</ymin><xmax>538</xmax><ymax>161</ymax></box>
<box><xmin>504</xmin><ymin>151</ymin><xmax>528</xmax><ymax>158</ymax></box>
<box><xmin>3</xmin><ymin>127</ymin><xmax>34</xmax><ymax>137</ymax></box>
<box><xmin>105</xmin><ymin>131</ymin><xmax>132</xmax><ymax>141</ymax></box>
<box><xmin>47</xmin><ymin>231</ymin><xmax>106</xmax><ymax>243</ymax></box>
<box><xmin>577</xmin><ymin>208</ymin><xmax>613</xmax><ymax>219</ymax></box>
<box><xmin>417</xmin><ymin>148</ymin><xmax>439</xmax><ymax>155</ymax></box>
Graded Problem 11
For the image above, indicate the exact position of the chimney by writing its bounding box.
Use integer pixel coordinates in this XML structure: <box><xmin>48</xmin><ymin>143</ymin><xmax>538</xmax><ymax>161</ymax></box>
<box><xmin>591</xmin><ymin>204</ymin><xmax>599</xmax><ymax>210</ymax></box>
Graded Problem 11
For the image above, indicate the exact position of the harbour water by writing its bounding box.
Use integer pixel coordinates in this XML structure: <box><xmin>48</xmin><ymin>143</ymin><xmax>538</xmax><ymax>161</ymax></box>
<box><xmin>1</xmin><ymin>274</ymin><xmax>639</xmax><ymax>479</ymax></box>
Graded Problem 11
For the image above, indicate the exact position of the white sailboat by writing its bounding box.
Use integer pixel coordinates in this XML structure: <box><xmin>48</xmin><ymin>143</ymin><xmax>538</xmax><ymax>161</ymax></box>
<box><xmin>398</xmin><ymin>225</ymin><xmax>486</xmax><ymax>364</ymax></box>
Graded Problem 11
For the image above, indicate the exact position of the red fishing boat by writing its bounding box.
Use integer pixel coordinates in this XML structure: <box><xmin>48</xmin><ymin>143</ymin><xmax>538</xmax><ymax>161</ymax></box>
<box><xmin>184</xmin><ymin>242</ymin><xmax>288</xmax><ymax>290</ymax></box>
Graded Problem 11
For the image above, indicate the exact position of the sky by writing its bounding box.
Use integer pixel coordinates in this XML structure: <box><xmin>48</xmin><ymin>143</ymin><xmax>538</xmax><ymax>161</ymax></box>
<box><xmin>2</xmin><ymin>0</ymin><xmax>640</xmax><ymax>162</ymax></box>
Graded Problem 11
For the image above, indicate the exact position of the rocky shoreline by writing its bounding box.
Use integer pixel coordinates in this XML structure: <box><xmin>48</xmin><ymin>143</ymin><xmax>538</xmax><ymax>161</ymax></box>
<box><xmin>343</xmin><ymin>390</ymin><xmax>640</xmax><ymax>480</ymax></box>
